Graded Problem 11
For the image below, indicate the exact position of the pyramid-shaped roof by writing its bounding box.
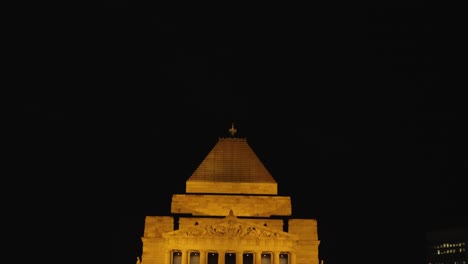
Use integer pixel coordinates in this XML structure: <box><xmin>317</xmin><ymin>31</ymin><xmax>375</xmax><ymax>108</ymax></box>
<box><xmin>186</xmin><ymin>136</ymin><xmax>278</xmax><ymax>195</ymax></box>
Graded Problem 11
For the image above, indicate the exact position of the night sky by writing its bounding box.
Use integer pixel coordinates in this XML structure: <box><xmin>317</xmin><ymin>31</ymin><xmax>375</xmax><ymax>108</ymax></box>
<box><xmin>17</xmin><ymin>7</ymin><xmax>466</xmax><ymax>264</ymax></box>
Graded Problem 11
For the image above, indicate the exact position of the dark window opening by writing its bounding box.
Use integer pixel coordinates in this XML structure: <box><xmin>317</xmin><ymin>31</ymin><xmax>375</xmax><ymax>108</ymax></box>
<box><xmin>225</xmin><ymin>252</ymin><xmax>236</xmax><ymax>264</ymax></box>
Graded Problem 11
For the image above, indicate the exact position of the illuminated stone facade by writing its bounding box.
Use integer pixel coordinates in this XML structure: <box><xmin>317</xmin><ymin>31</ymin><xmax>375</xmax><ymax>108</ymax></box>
<box><xmin>140</xmin><ymin>132</ymin><xmax>320</xmax><ymax>264</ymax></box>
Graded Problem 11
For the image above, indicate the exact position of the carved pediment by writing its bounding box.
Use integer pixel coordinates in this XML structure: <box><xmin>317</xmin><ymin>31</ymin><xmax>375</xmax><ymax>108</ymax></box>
<box><xmin>163</xmin><ymin>214</ymin><xmax>297</xmax><ymax>240</ymax></box>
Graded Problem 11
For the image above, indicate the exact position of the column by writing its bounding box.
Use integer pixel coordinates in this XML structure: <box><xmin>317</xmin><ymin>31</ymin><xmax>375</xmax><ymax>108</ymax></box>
<box><xmin>254</xmin><ymin>252</ymin><xmax>262</xmax><ymax>264</ymax></box>
<box><xmin>218</xmin><ymin>251</ymin><xmax>225</xmax><ymax>264</ymax></box>
<box><xmin>199</xmin><ymin>251</ymin><xmax>206</xmax><ymax>264</ymax></box>
<box><xmin>181</xmin><ymin>250</ymin><xmax>188</xmax><ymax>264</ymax></box>
<box><xmin>273</xmin><ymin>252</ymin><xmax>280</xmax><ymax>264</ymax></box>
<box><xmin>165</xmin><ymin>250</ymin><xmax>172</xmax><ymax>264</ymax></box>
<box><xmin>290</xmin><ymin>252</ymin><xmax>296</xmax><ymax>264</ymax></box>
<box><xmin>236</xmin><ymin>251</ymin><xmax>242</xmax><ymax>264</ymax></box>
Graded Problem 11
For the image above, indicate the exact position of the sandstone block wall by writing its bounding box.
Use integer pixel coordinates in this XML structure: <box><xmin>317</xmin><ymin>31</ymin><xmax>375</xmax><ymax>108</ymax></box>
<box><xmin>171</xmin><ymin>194</ymin><xmax>291</xmax><ymax>216</ymax></box>
<box><xmin>288</xmin><ymin>219</ymin><xmax>320</xmax><ymax>264</ymax></box>
<box><xmin>141</xmin><ymin>238</ymin><xmax>167</xmax><ymax>264</ymax></box>
<box><xmin>144</xmin><ymin>216</ymin><xmax>174</xmax><ymax>238</ymax></box>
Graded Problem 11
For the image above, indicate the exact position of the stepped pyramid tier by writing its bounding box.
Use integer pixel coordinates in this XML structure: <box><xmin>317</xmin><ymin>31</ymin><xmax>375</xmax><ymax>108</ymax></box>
<box><xmin>185</xmin><ymin>137</ymin><xmax>278</xmax><ymax>195</ymax></box>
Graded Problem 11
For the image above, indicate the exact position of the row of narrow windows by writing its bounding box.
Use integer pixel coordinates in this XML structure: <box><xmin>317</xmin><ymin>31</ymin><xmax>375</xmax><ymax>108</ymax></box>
<box><xmin>436</xmin><ymin>248</ymin><xmax>466</xmax><ymax>255</ymax></box>
<box><xmin>172</xmin><ymin>251</ymin><xmax>290</xmax><ymax>264</ymax></box>
<box><xmin>433</xmin><ymin>243</ymin><xmax>466</xmax><ymax>249</ymax></box>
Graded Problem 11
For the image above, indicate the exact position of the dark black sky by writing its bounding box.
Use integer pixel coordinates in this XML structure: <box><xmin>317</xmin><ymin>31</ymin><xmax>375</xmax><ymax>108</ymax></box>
<box><xmin>17</xmin><ymin>7</ymin><xmax>466</xmax><ymax>264</ymax></box>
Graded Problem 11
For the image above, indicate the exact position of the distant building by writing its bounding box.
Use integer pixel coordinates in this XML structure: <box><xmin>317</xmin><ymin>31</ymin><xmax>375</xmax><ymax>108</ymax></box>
<box><xmin>427</xmin><ymin>227</ymin><xmax>468</xmax><ymax>264</ymax></box>
<box><xmin>139</xmin><ymin>125</ymin><xmax>321</xmax><ymax>264</ymax></box>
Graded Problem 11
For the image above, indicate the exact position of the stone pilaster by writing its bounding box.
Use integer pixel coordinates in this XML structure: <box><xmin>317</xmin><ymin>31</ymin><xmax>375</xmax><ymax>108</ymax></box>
<box><xmin>290</xmin><ymin>252</ymin><xmax>297</xmax><ymax>264</ymax></box>
<box><xmin>199</xmin><ymin>251</ymin><xmax>206</xmax><ymax>264</ymax></box>
<box><xmin>255</xmin><ymin>252</ymin><xmax>262</xmax><ymax>264</ymax></box>
<box><xmin>218</xmin><ymin>251</ymin><xmax>225</xmax><ymax>264</ymax></box>
<box><xmin>274</xmin><ymin>252</ymin><xmax>280</xmax><ymax>264</ymax></box>
<box><xmin>165</xmin><ymin>250</ymin><xmax>172</xmax><ymax>264</ymax></box>
<box><xmin>181</xmin><ymin>251</ymin><xmax>187</xmax><ymax>264</ymax></box>
<box><xmin>236</xmin><ymin>252</ymin><xmax>242</xmax><ymax>264</ymax></box>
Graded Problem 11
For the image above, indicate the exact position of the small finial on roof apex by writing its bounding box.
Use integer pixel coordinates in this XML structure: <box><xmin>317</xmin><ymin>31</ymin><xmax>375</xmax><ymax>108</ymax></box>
<box><xmin>229</xmin><ymin>122</ymin><xmax>237</xmax><ymax>137</ymax></box>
